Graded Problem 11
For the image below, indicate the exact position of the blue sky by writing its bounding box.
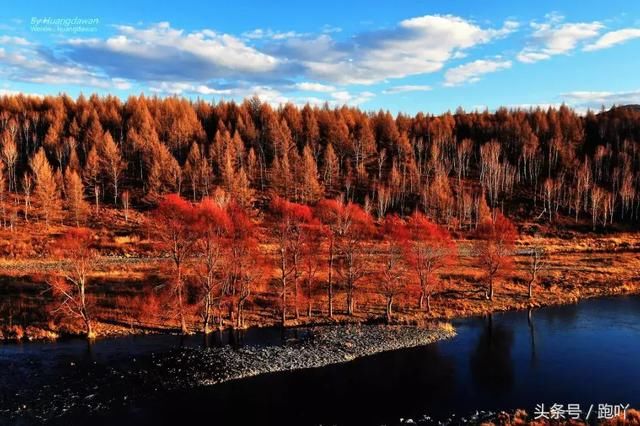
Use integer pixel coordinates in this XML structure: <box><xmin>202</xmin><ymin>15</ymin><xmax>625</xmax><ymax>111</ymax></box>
<box><xmin>1</xmin><ymin>0</ymin><xmax>640</xmax><ymax>113</ymax></box>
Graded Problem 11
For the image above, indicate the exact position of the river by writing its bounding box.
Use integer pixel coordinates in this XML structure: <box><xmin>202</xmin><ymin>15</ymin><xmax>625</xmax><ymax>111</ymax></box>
<box><xmin>2</xmin><ymin>296</ymin><xmax>640</xmax><ymax>425</ymax></box>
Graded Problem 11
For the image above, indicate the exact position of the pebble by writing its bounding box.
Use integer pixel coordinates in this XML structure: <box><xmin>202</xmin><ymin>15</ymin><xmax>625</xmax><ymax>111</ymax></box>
<box><xmin>4</xmin><ymin>323</ymin><xmax>456</xmax><ymax>423</ymax></box>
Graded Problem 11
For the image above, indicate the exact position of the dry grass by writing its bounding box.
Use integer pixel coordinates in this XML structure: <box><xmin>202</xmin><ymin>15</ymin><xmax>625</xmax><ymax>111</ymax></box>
<box><xmin>0</xmin><ymin>210</ymin><xmax>639</xmax><ymax>339</ymax></box>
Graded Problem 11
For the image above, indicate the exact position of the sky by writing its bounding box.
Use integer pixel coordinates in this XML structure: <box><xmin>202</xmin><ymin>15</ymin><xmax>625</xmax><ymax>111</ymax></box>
<box><xmin>1</xmin><ymin>0</ymin><xmax>640</xmax><ymax>114</ymax></box>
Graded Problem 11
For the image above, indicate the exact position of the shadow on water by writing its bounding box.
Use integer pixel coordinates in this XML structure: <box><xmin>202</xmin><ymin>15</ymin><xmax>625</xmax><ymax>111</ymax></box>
<box><xmin>470</xmin><ymin>313</ymin><xmax>515</xmax><ymax>395</ymax></box>
<box><xmin>528</xmin><ymin>308</ymin><xmax>538</xmax><ymax>368</ymax></box>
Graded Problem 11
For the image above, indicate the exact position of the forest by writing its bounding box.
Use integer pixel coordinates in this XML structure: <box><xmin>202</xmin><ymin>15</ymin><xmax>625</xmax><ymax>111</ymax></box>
<box><xmin>0</xmin><ymin>93</ymin><xmax>639</xmax><ymax>339</ymax></box>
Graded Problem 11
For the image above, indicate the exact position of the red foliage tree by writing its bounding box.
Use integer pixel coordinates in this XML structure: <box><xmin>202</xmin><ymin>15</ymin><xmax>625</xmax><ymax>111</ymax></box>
<box><xmin>473</xmin><ymin>212</ymin><xmax>518</xmax><ymax>301</ymax></box>
<box><xmin>406</xmin><ymin>212</ymin><xmax>457</xmax><ymax>311</ymax></box>
<box><xmin>225</xmin><ymin>202</ymin><xmax>261</xmax><ymax>328</ymax></box>
<box><xmin>300</xmin><ymin>219</ymin><xmax>323</xmax><ymax>317</ymax></box>
<box><xmin>193</xmin><ymin>197</ymin><xmax>232</xmax><ymax>334</ymax></box>
<box><xmin>335</xmin><ymin>202</ymin><xmax>374</xmax><ymax>316</ymax></box>
<box><xmin>314</xmin><ymin>199</ymin><xmax>342</xmax><ymax>317</ymax></box>
<box><xmin>270</xmin><ymin>195</ymin><xmax>313</xmax><ymax>324</ymax></box>
<box><xmin>379</xmin><ymin>215</ymin><xmax>409</xmax><ymax>323</ymax></box>
<box><xmin>48</xmin><ymin>228</ymin><xmax>97</xmax><ymax>338</ymax></box>
<box><xmin>317</xmin><ymin>198</ymin><xmax>374</xmax><ymax>316</ymax></box>
<box><xmin>150</xmin><ymin>194</ymin><xmax>198</xmax><ymax>333</ymax></box>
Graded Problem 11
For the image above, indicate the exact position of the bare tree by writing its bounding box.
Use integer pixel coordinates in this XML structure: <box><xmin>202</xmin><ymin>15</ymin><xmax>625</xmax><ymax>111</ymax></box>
<box><xmin>526</xmin><ymin>245</ymin><xmax>547</xmax><ymax>299</ymax></box>
<box><xmin>100</xmin><ymin>131</ymin><xmax>126</xmax><ymax>205</ymax></box>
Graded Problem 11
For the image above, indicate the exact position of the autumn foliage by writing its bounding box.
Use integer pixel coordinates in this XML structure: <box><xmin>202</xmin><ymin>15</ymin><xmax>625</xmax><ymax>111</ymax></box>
<box><xmin>14</xmin><ymin>93</ymin><xmax>640</xmax><ymax>336</ymax></box>
<box><xmin>473</xmin><ymin>212</ymin><xmax>518</xmax><ymax>300</ymax></box>
<box><xmin>48</xmin><ymin>228</ymin><xmax>97</xmax><ymax>337</ymax></box>
<box><xmin>0</xmin><ymin>95</ymin><xmax>637</xmax><ymax>232</ymax></box>
<box><xmin>405</xmin><ymin>212</ymin><xmax>456</xmax><ymax>311</ymax></box>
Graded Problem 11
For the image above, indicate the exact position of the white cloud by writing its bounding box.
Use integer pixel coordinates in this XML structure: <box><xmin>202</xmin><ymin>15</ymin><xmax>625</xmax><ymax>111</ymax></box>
<box><xmin>560</xmin><ymin>89</ymin><xmax>640</xmax><ymax>109</ymax></box>
<box><xmin>194</xmin><ymin>85</ymin><xmax>232</xmax><ymax>95</ymax></box>
<box><xmin>242</xmin><ymin>28</ymin><xmax>304</xmax><ymax>40</ymax></box>
<box><xmin>0</xmin><ymin>15</ymin><xmax>519</xmax><ymax>102</ymax></box>
<box><xmin>444</xmin><ymin>58</ymin><xmax>511</xmax><ymax>86</ymax></box>
<box><xmin>382</xmin><ymin>84</ymin><xmax>432</xmax><ymax>94</ymax></box>
<box><xmin>0</xmin><ymin>43</ymin><xmax>132</xmax><ymax>90</ymax></box>
<box><xmin>148</xmin><ymin>82</ymin><xmax>290</xmax><ymax>104</ymax></box>
<box><xmin>112</xmin><ymin>78</ymin><xmax>132</xmax><ymax>90</ymax></box>
<box><xmin>330</xmin><ymin>90</ymin><xmax>375</xmax><ymax>105</ymax></box>
<box><xmin>295</xmin><ymin>81</ymin><xmax>336</xmax><ymax>92</ymax></box>
<box><xmin>0</xmin><ymin>36</ymin><xmax>30</xmax><ymax>46</ymax></box>
<box><xmin>289</xmin><ymin>15</ymin><xmax>518</xmax><ymax>84</ymax></box>
<box><xmin>294</xmin><ymin>90</ymin><xmax>374</xmax><ymax>107</ymax></box>
<box><xmin>584</xmin><ymin>28</ymin><xmax>640</xmax><ymax>51</ymax></box>
<box><xmin>321</xmin><ymin>25</ymin><xmax>342</xmax><ymax>34</ymax></box>
<box><xmin>67</xmin><ymin>22</ymin><xmax>280</xmax><ymax>81</ymax></box>
<box><xmin>237</xmin><ymin>86</ymin><xmax>290</xmax><ymax>104</ymax></box>
<box><xmin>517</xmin><ymin>15</ymin><xmax>603</xmax><ymax>63</ymax></box>
<box><xmin>0</xmin><ymin>88</ymin><xmax>43</xmax><ymax>97</ymax></box>
<box><xmin>516</xmin><ymin>51</ymin><xmax>551</xmax><ymax>63</ymax></box>
<box><xmin>504</xmin><ymin>102</ymin><xmax>565</xmax><ymax>110</ymax></box>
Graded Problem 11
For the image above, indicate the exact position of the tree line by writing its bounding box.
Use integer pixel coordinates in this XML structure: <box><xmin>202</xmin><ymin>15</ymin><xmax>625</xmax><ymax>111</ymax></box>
<box><xmin>0</xmin><ymin>94</ymin><xmax>639</xmax><ymax>230</ymax></box>
<box><xmin>51</xmin><ymin>192</ymin><xmax>523</xmax><ymax>337</ymax></box>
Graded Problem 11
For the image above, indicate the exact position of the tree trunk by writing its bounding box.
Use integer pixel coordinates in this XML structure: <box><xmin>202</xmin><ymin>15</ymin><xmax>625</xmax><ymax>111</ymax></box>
<box><xmin>294</xmin><ymin>271</ymin><xmax>299</xmax><ymax>320</ymax></box>
<box><xmin>347</xmin><ymin>287</ymin><xmax>354</xmax><ymax>316</ymax></box>
<box><xmin>488</xmin><ymin>276</ymin><xmax>494</xmax><ymax>301</ymax></box>
<box><xmin>280</xmin><ymin>246</ymin><xmax>287</xmax><ymax>326</ymax></box>
<box><xmin>281</xmin><ymin>282</ymin><xmax>286</xmax><ymax>325</ymax></box>
<box><xmin>418</xmin><ymin>290</ymin><xmax>424</xmax><ymax>310</ymax></box>
<box><xmin>237</xmin><ymin>300</ymin><xmax>245</xmax><ymax>329</ymax></box>
<box><xmin>426</xmin><ymin>293</ymin><xmax>432</xmax><ymax>312</ymax></box>
<box><xmin>307</xmin><ymin>279</ymin><xmax>313</xmax><ymax>318</ymax></box>
<box><xmin>386</xmin><ymin>296</ymin><xmax>393</xmax><ymax>323</ymax></box>
<box><xmin>176</xmin><ymin>264</ymin><xmax>188</xmax><ymax>334</ymax></box>
<box><xmin>328</xmin><ymin>238</ymin><xmax>334</xmax><ymax>318</ymax></box>
<box><xmin>178</xmin><ymin>286</ymin><xmax>187</xmax><ymax>333</ymax></box>
<box><xmin>85</xmin><ymin>318</ymin><xmax>94</xmax><ymax>339</ymax></box>
<box><xmin>528</xmin><ymin>279</ymin><xmax>534</xmax><ymax>299</ymax></box>
<box><xmin>203</xmin><ymin>292</ymin><xmax>211</xmax><ymax>334</ymax></box>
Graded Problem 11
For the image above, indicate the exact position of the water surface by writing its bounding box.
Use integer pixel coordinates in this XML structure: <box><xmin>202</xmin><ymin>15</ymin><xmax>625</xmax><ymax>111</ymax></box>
<box><xmin>3</xmin><ymin>296</ymin><xmax>640</xmax><ymax>425</ymax></box>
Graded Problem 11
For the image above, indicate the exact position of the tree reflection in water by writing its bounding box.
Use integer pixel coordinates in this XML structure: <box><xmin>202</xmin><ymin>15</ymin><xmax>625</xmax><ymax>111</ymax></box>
<box><xmin>470</xmin><ymin>313</ymin><xmax>514</xmax><ymax>395</ymax></box>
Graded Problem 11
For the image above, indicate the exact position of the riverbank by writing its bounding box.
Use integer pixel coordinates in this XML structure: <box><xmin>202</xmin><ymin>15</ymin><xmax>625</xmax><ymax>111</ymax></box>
<box><xmin>1</xmin><ymin>233</ymin><xmax>640</xmax><ymax>342</ymax></box>
<box><xmin>2</xmin><ymin>270</ymin><xmax>638</xmax><ymax>343</ymax></box>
